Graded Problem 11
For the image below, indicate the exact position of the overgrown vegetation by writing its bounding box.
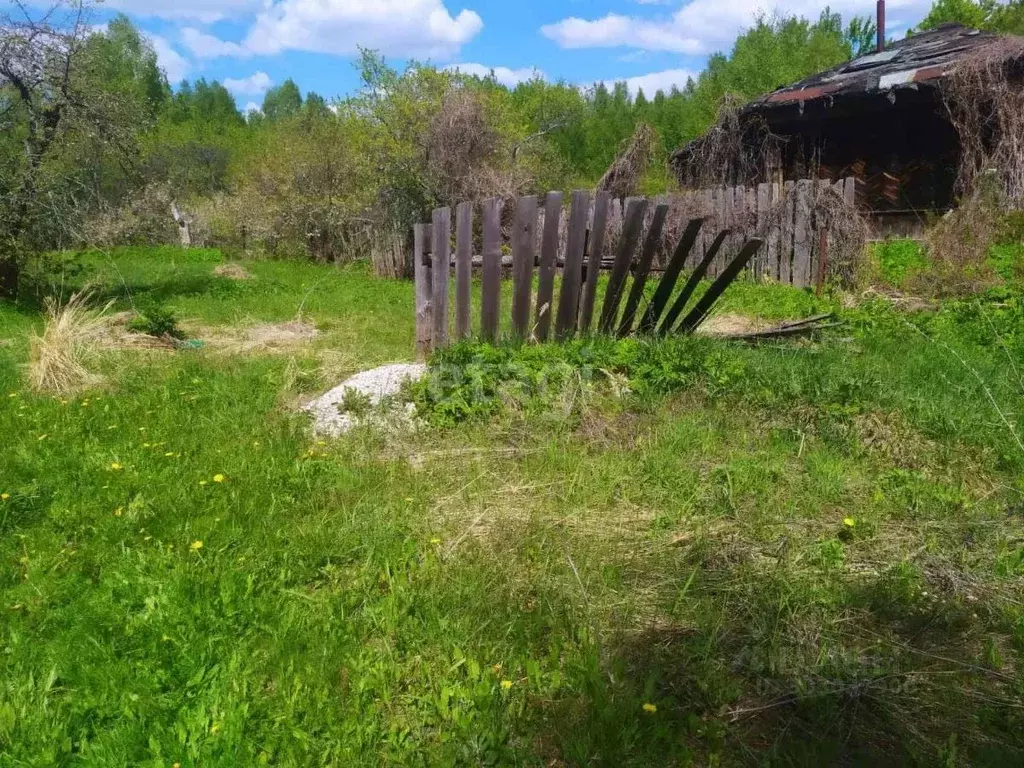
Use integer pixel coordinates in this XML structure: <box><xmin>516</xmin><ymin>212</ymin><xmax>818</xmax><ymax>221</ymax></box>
<box><xmin>2</xmin><ymin>247</ymin><xmax>1024</xmax><ymax>764</ymax></box>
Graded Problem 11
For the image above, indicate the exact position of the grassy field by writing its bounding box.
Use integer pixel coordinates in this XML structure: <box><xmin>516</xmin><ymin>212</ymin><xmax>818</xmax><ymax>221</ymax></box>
<box><xmin>2</xmin><ymin>247</ymin><xmax>1023</xmax><ymax>766</ymax></box>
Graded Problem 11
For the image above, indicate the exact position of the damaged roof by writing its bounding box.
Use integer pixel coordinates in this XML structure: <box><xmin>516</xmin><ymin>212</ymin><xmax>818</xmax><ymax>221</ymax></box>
<box><xmin>751</xmin><ymin>23</ymin><xmax>1007</xmax><ymax>108</ymax></box>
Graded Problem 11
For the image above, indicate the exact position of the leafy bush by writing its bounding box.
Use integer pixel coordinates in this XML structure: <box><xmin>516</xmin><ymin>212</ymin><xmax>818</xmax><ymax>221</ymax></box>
<box><xmin>128</xmin><ymin>304</ymin><xmax>185</xmax><ymax>339</ymax></box>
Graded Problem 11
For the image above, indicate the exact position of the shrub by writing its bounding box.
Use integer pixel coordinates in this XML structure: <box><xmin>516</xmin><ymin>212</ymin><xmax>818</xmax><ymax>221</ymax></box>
<box><xmin>128</xmin><ymin>304</ymin><xmax>185</xmax><ymax>339</ymax></box>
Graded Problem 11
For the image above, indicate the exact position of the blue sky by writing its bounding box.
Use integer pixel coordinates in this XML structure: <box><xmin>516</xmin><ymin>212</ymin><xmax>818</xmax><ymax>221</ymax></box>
<box><xmin>92</xmin><ymin>0</ymin><xmax>936</xmax><ymax>111</ymax></box>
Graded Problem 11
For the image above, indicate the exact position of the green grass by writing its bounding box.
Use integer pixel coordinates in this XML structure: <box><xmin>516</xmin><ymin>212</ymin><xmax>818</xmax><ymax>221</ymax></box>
<box><xmin>2</xmin><ymin>248</ymin><xmax>1023</xmax><ymax>765</ymax></box>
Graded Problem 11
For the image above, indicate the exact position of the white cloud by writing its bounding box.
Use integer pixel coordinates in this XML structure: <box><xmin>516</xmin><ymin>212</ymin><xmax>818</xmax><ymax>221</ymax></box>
<box><xmin>542</xmin><ymin>0</ymin><xmax>932</xmax><ymax>56</ymax></box>
<box><xmin>224</xmin><ymin>71</ymin><xmax>273</xmax><ymax>95</ymax></box>
<box><xmin>148</xmin><ymin>33</ymin><xmax>190</xmax><ymax>83</ymax></box>
<box><xmin>244</xmin><ymin>101</ymin><xmax>262</xmax><ymax>114</ymax></box>
<box><xmin>237</xmin><ymin>0</ymin><xmax>483</xmax><ymax>59</ymax></box>
<box><xmin>104</xmin><ymin>0</ymin><xmax>262</xmax><ymax>23</ymax></box>
<box><xmin>445</xmin><ymin>63</ymin><xmax>543</xmax><ymax>87</ymax></box>
<box><xmin>602</xmin><ymin>68</ymin><xmax>697</xmax><ymax>97</ymax></box>
<box><xmin>181</xmin><ymin>27</ymin><xmax>251</xmax><ymax>59</ymax></box>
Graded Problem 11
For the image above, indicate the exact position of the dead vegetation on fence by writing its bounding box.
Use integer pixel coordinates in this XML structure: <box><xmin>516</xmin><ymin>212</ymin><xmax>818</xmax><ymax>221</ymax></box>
<box><xmin>597</xmin><ymin>122</ymin><xmax>657</xmax><ymax>200</ymax></box>
<box><xmin>671</xmin><ymin>95</ymin><xmax>784</xmax><ymax>190</ymax></box>
<box><xmin>942</xmin><ymin>38</ymin><xmax>1024</xmax><ymax>204</ymax></box>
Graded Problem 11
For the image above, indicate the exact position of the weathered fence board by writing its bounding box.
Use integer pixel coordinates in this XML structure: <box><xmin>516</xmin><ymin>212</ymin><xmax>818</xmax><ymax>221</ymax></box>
<box><xmin>431</xmin><ymin>207</ymin><xmax>451</xmax><ymax>349</ymax></box>
<box><xmin>455</xmin><ymin>201</ymin><xmax>473</xmax><ymax>340</ymax></box>
<box><xmin>480</xmin><ymin>198</ymin><xmax>502</xmax><ymax>342</ymax></box>
<box><xmin>639</xmin><ymin>217</ymin><xmax>704</xmax><ymax>334</ymax></box>
<box><xmin>556</xmin><ymin>190</ymin><xmax>590</xmax><ymax>340</ymax></box>
<box><xmin>599</xmin><ymin>198</ymin><xmax>648</xmax><ymax>334</ymax></box>
<box><xmin>511</xmin><ymin>195</ymin><xmax>538</xmax><ymax>339</ymax></box>
<box><xmin>659</xmin><ymin>228</ymin><xmax>729</xmax><ymax>335</ymax></box>
<box><xmin>579</xmin><ymin>191</ymin><xmax>611</xmax><ymax>335</ymax></box>
<box><xmin>414</xmin><ymin>223</ymin><xmax>433</xmax><ymax>359</ymax></box>
<box><xmin>618</xmin><ymin>203</ymin><xmax>669</xmax><ymax>338</ymax></box>
<box><xmin>679</xmin><ymin>238</ymin><xmax>763</xmax><ymax>334</ymax></box>
<box><xmin>793</xmin><ymin>179</ymin><xmax>812</xmax><ymax>288</ymax></box>
<box><xmin>535</xmin><ymin>192</ymin><xmax>563</xmax><ymax>341</ymax></box>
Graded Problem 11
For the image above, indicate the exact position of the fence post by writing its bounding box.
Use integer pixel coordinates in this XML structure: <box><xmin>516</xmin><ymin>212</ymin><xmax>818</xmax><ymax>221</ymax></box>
<box><xmin>480</xmin><ymin>198</ymin><xmax>503</xmax><ymax>343</ymax></box>
<box><xmin>414</xmin><ymin>223</ymin><xmax>433</xmax><ymax>359</ymax></box>
<box><xmin>535</xmin><ymin>191</ymin><xmax>563</xmax><ymax>342</ymax></box>
<box><xmin>556</xmin><ymin>189</ymin><xmax>590</xmax><ymax>340</ymax></box>
<box><xmin>455</xmin><ymin>202</ymin><xmax>473</xmax><ymax>340</ymax></box>
<box><xmin>579</xmin><ymin>191</ymin><xmax>610</xmax><ymax>334</ymax></box>
<box><xmin>431</xmin><ymin>207</ymin><xmax>451</xmax><ymax>348</ymax></box>
<box><xmin>511</xmin><ymin>195</ymin><xmax>538</xmax><ymax>340</ymax></box>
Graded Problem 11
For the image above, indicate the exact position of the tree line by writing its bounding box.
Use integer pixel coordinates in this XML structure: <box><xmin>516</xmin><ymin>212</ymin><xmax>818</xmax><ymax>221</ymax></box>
<box><xmin>1</xmin><ymin>0</ymin><xmax>1020</xmax><ymax>295</ymax></box>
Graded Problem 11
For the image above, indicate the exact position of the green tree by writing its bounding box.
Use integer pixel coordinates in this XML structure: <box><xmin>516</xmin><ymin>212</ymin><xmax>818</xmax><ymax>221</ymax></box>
<box><xmin>262</xmin><ymin>79</ymin><xmax>303</xmax><ymax>121</ymax></box>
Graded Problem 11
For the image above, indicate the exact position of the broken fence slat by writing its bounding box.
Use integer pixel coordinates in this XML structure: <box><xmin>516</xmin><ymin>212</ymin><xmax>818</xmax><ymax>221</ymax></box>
<box><xmin>617</xmin><ymin>203</ymin><xmax>669</xmax><ymax>338</ymax></box>
<box><xmin>511</xmin><ymin>195</ymin><xmax>538</xmax><ymax>340</ymax></box>
<box><xmin>556</xmin><ymin>189</ymin><xmax>590</xmax><ymax>340</ymax></box>
<box><xmin>677</xmin><ymin>238</ymin><xmax>764</xmax><ymax>335</ymax></box>
<box><xmin>598</xmin><ymin>198</ymin><xmax>648</xmax><ymax>335</ymax></box>
<box><xmin>535</xmin><ymin>191</ymin><xmax>563</xmax><ymax>342</ymax></box>
<box><xmin>638</xmin><ymin>217</ymin><xmax>704</xmax><ymax>335</ymax></box>
<box><xmin>455</xmin><ymin>201</ymin><xmax>473</xmax><ymax>340</ymax></box>
<box><xmin>658</xmin><ymin>229</ymin><xmax>730</xmax><ymax>336</ymax></box>
<box><xmin>579</xmin><ymin>191</ymin><xmax>611</xmax><ymax>334</ymax></box>
<box><xmin>431</xmin><ymin>207</ymin><xmax>451</xmax><ymax>349</ymax></box>
<box><xmin>414</xmin><ymin>222</ymin><xmax>433</xmax><ymax>358</ymax></box>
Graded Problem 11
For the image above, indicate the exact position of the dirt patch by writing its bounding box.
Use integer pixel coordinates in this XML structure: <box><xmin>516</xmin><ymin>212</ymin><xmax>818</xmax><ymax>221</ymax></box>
<box><xmin>200</xmin><ymin>320</ymin><xmax>319</xmax><ymax>354</ymax></box>
<box><xmin>695</xmin><ymin>313</ymin><xmax>772</xmax><ymax>338</ymax></box>
<box><xmin>96</xmin><ymin>312</ymin><xmax>178</xmax><ymax>350</ymax></box>
<box><xmin>213</xmin><ymin>263</ymin><xmax>253</xmax><ymax>280</ymax></box>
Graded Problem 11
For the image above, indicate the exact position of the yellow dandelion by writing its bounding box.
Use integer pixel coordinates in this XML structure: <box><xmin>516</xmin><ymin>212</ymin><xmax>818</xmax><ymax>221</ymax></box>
<box><xmin>110</xmin><ymin>462</ymin><xmax>123</xmax><ymax>471</ymax></box>
<box><xmin>213</xmin><ymin>474</ymin><xmax>225</xmax><ymax>483</ymax></box>
<box><xmin>429</xmin><ymin>537</ymin><xmax>441</xmax><ymax>545</ymax></box>
<box><xmin>1</xmin><ymin>493</ymin><xmax>10</xmax><ymax>501</ymax></box>
<box><xmin>113</xmin><ymin>507</ymin><xmax>123</xmax><ymax>517</ymax></box>
<box><xmin>843</xmin><ymin>517</ymin><xmax>856</xmax><ymax>528</ymax></box>
<box><xmin>190</xmin><ymin>540</ymin><xmax>203</xmax><ymax>552</ymax></box>
<box><xmin>500</xmin><ymin>680</ymin><xmax>513</xmax><ymax>691</ymax></box>
<box><xmin>642</xmin><ymin>703</ymin><xmax>657</xmax><ymax>714</ymax></box>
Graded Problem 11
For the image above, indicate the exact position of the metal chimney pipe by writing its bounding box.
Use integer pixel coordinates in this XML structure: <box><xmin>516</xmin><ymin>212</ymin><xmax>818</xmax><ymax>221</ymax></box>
<box><xmin>877</xmin><ymin>0</ymin><xmax>886</xmax><ymax>52</ymax></box>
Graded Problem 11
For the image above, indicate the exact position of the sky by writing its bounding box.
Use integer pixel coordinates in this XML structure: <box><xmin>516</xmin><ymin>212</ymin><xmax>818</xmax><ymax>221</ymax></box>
<box><xmin>89</xmin><ymin>0</ymin><xmax>936</xmax><ymax>112</ymax></box>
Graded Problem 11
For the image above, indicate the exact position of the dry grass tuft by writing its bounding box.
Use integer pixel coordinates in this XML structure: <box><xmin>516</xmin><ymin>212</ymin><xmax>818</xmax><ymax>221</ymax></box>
<box><xmin>213</xmin><ymin>263</ymin><xmax>253</xmax><ymax>280</ymax></box>
<box><xmin>28</xmin><ymin>292</ymin><xmax>111</xmax><ymax>395</ymax></box>
<box><xmin>202</xmin><ymin>319</ymin><xmax>319</xmax><ymax>355</ymax></box>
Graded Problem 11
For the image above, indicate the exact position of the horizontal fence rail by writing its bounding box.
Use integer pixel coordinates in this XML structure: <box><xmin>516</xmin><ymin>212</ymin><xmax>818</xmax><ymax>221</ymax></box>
<box><xmin>413</xmin><ymin>178</ymin><xmax>851</xmax><ymax>356</ymax></box>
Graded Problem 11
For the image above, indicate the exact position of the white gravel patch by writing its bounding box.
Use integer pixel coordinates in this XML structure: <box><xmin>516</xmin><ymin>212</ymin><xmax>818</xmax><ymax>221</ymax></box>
<box><xmin>304</xmin><ymin>363</ymin><xmax>427</xmax><ymax>437</ymax></box>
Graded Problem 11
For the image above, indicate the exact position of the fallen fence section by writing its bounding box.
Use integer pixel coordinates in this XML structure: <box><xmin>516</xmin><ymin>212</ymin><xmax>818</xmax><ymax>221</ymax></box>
<box><xmin>414</xmin><ymin>188</ymin><xmax>781</xmax><ymax>357</ymax></box>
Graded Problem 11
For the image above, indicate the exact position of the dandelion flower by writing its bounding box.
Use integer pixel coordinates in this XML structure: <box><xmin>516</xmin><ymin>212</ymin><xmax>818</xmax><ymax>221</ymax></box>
<box><xmin>190</xmin><ymin>540</ymin><xmax>203</xmax><ymax>552</ymax></box>
<box><xmin>1</xmin><ymin>493</ymin><xmax>9</xmax><ymax>501</ymax></box>
<box><xmin>213</xmin><ymin>474</ymin><xmax>225</xmax><ymax>483</ymax></box>
<box><xmin>430</xmin><ymin>537</ymin><xmax>441</xmax><ymax>545</ymax></box>
<box><xmin>843</xmin><ymin>517</ymin><xmax>856</xmax><ymax>527</ymax></box>
<box><xmin>500</xmin><ymin>680</ymin><xmax>513</xmax><ymax>691</ymax></box>
<box><xmin>113</xmin><ymin>507</ymin><xmax>123</xmax><ymax>517</ymax></box>
<box><xmin>642</xmin><ymin>703</ymin><xmax>657</xmax><ymax>714</ymax></box>
<box><xmin>110</xmin><ymin>462</ymin><xmax>123</xmax><ymax>471</ymax></box>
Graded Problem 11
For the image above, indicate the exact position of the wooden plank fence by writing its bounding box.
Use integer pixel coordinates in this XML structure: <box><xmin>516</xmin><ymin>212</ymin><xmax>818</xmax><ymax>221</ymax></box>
<box><xmin>413</xmin><ymin>177</ymin><xmax>853</xmax><ymax>357</ymax></box>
